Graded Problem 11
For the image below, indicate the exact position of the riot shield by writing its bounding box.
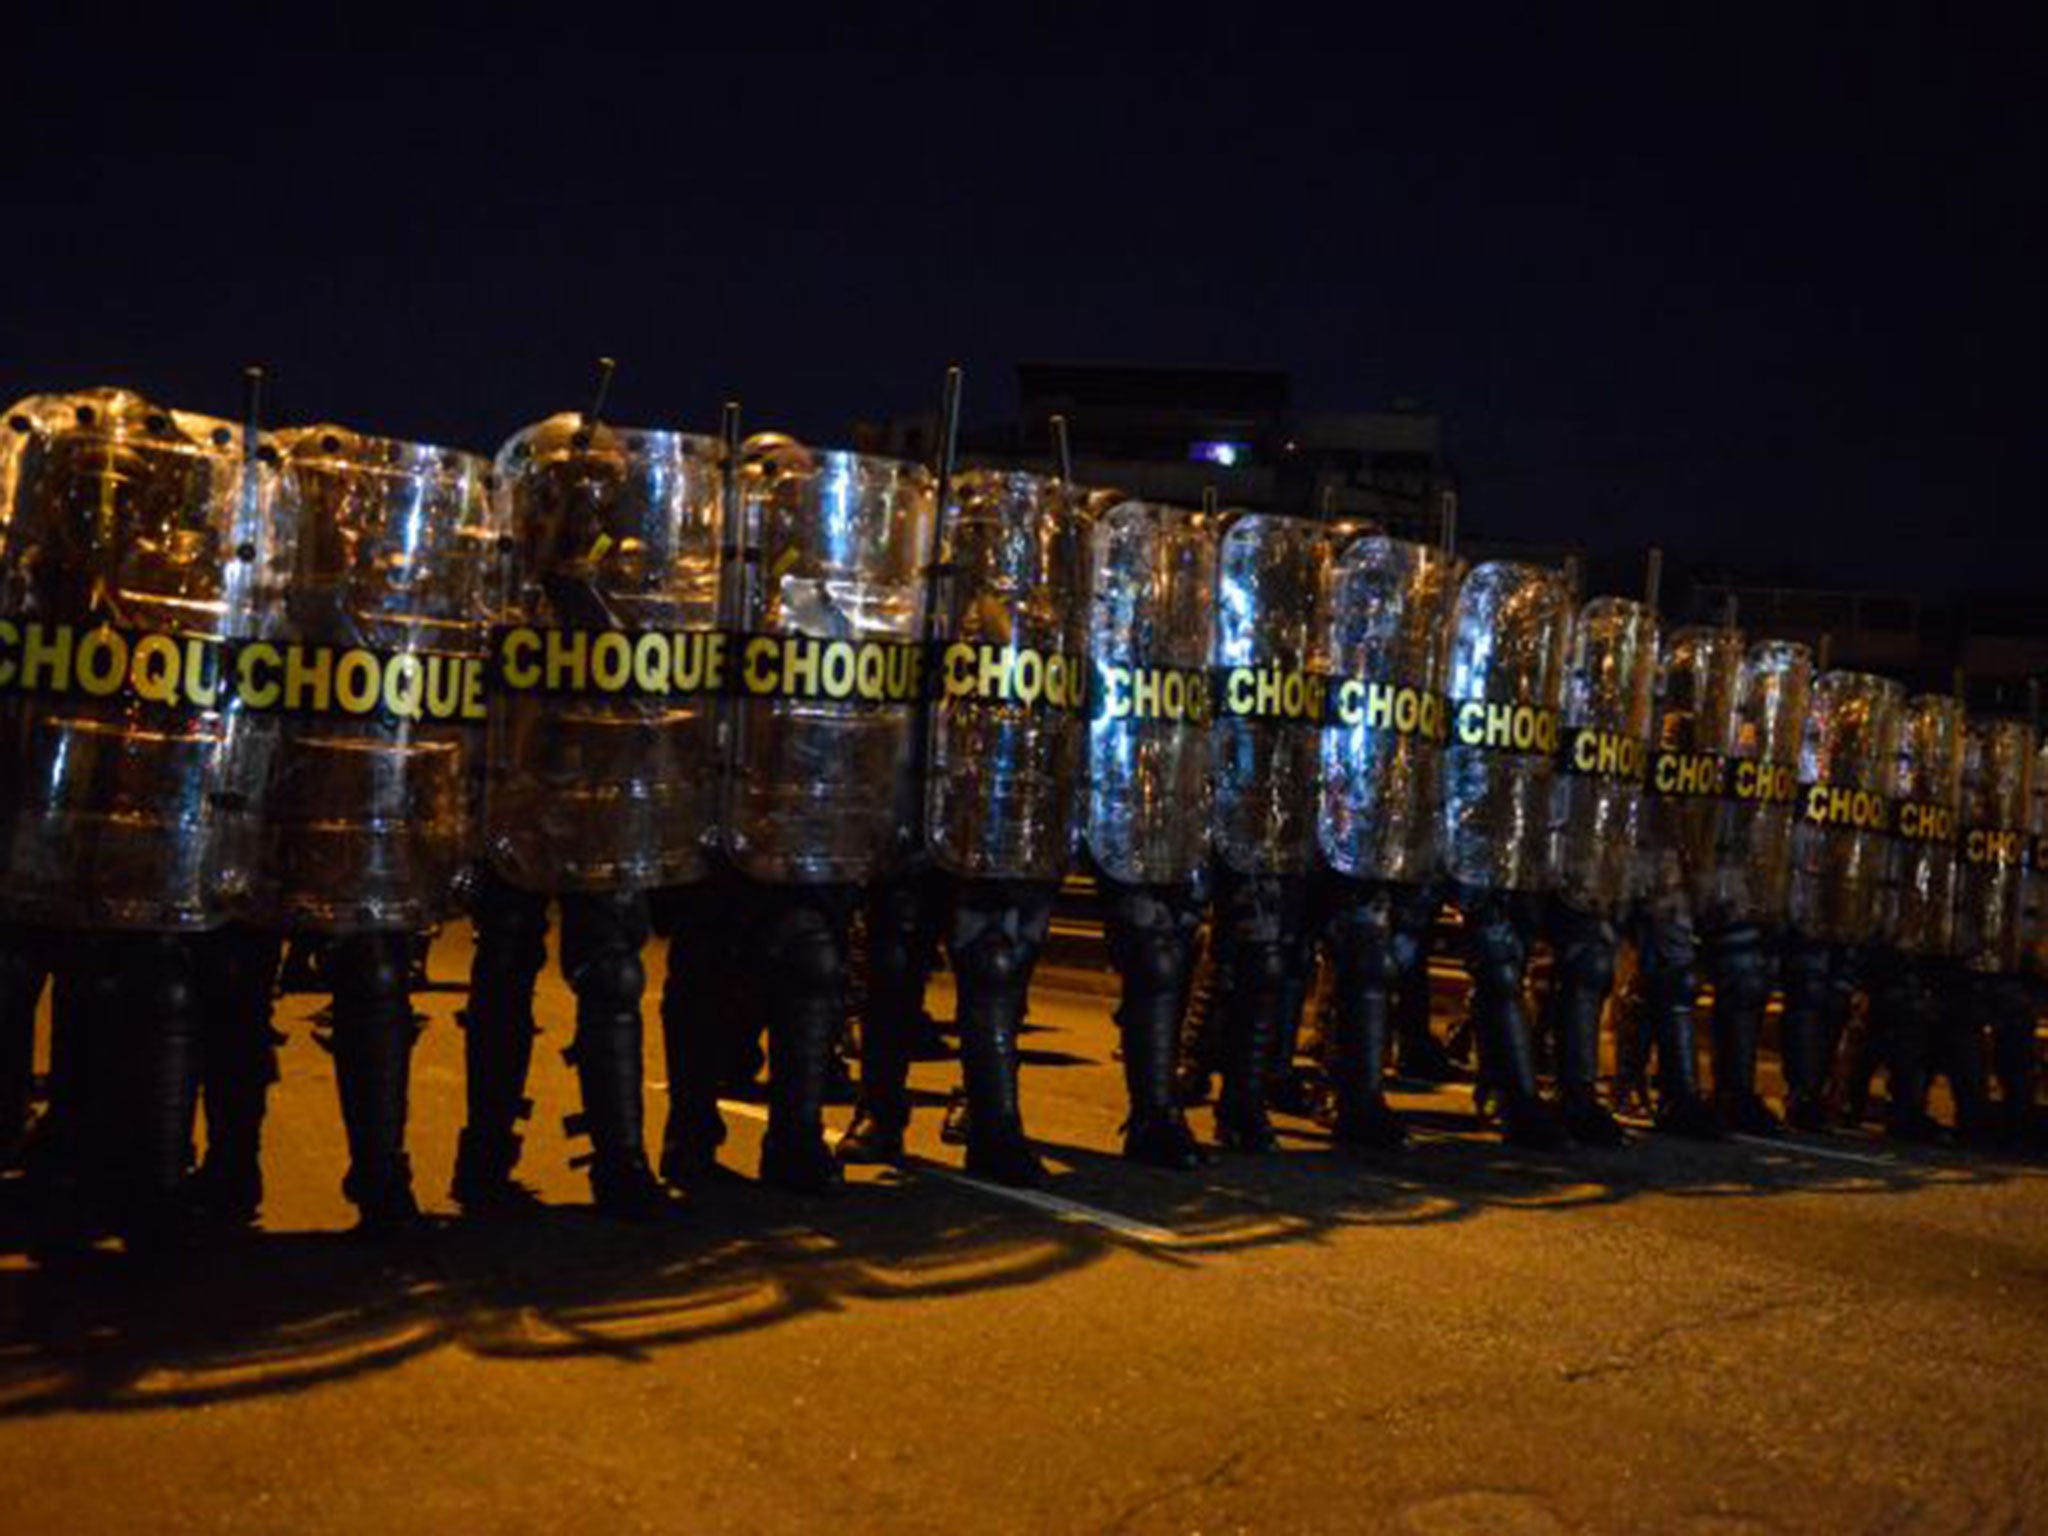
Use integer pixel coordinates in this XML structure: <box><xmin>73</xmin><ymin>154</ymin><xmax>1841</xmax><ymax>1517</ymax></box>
<box><xmin>0</xmin><ymin>389</ymin><xmax>277</xmax><ymax>930</ymax></box>
<box><xmin>1083</xmin><ymin>500</ymin><xmax>1216</xmax><ymax>887</ymax></box>
<box><xmin>1442</xmin><ymin>561</ymin><xmax>1572</xmax><ymax>892</ymax></box>
<box><xmin>482</xmin><ymin>415</ymin><xmax>724</xmax><ymax>892</ymax></box>
<box><xmin>1882</xmin><ymin>694</ymin><xmax>1963</xmax><ymax>957</ymax></box>
<box><xmin>1549</xmin><ymin>596</ymin><xmax>1656</xmax><ymax>914</ymax></box>
<box><xmin>724</xmin><ymin>438</ymin><xmax>934</xmax><ymax>885</ymax></box>
<box><xmin>1789</xmin><ymin>670</ymin><xmax>1904</xmax><ymax>945</ymax></box>
<box><xmin>1212</xmin><ymin>512</ymin><xmax>1329</xmax><ymax>878</ymax></box>
<box><xmin>1317</xmin><ymin>534</ymin><xmax>1460</xmax><ymax>885</ymax></box>
<box><xmin>926</xmin><ymin>469</ymin><xmax>1090</xmax><ymax>881</ymax></box>
<box><xmin>1704</xmin><ymin>639</ymin><xmax>1812</xmax><ymax>927</ymax></box>
<box><xmin>1636</xmin><ymin>627</ymin><xmax>1744</xmax><ymax>918</ymax></box>
<box><xmin>245</xmin><ymin>426</ymin><xmax>494</xmax><ymax>932</ymax></box>
<box><xmin>1956</xmin><ymin>717</ymin><xmax>2035</xmax><ymax>974</ymax></box>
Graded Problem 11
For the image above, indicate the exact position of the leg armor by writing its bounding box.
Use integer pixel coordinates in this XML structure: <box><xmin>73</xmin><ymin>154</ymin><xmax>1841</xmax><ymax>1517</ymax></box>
<box><xmin>328</xmin><ymin>932</ymin><xmax>422</xmax><ymax>1233</ymax></box>
<box><xmin>1779</xmin><ymin>932</ymin><xmax>1842</xmax><ymax>1131</ymax></box>
<box><xmin>1391</xmin><ymin>884</ymin><xmax>1455</xmax><ymax>1082</ymax></box>
<box><xmin>1548</xmin><ymin>899</ymin><xmax>1624</xmax><ymax>1146</ymax></box>
<box><xmin>656</xmin><ymin>881</ymin><xmax>739</xmax><ymax>1187</ymax></box>
<box><xmin>1635</xmin><ymin>908</ymin><xmax>1722</xmax><ymax>1139</ymax></box>
<box><xmin>1865</xmin><ymin>951</ymin><xmax>1941</xmax><ymax>1140</ymax></box>
<box><xmin>1210</xmin><ymin>871</ymin><xmax>1305</xmax><ymax>1155</ymax></box>
<box><xmin>757</xmin><ymin>889</ymin><xmax>853</xmax><ymax>1195</ymax></box>
<box><xmin>1174</xmin><ymin>923</ymin><xmax>1221</xmax><ymax>1108</ymax></box>
<box><xmin>1976</xmin><ymin>972</ymin><xmax>2037</xmax><ymax>1145</ymax></box>
<box><xmin>192</xmin><ymin>925</ymin><xmax>284</xmax><ymax>1225</ymax></box>
<box><xmin>1104</xmin><ymin>879</ymin><xmax>1207</xmax><ymax>1169</ymax></box>
<box><xmin>1323</xmin><ymin>878</ymin><xmax>1412</xmax><ymax>1149</ymax></box>
<box><xmin>1706</xmin><ymin>922</ymin><xmax>1780</xmax><ymax>1135</ymax></box>
<box><xmin>454</xmin><ymin>871</ymin><xmax>547</xmax><ymax>1209</ymax></box>
<box><xmin>840</xmin><ymin>870</ymin><xmax>943</xmax><ymax>1163</ymax></box>
<box><xmin>560</xmin><ymin>891</ymin><xmax>667</xmax><ymax>1218</ymax></box>
<box><xmin>946</xmin><ymin>880</ymin><xmax>1056</xmax><ymax>1188</ymax></box>
<box><xmin>1459</xmin><ymin>890</ymin><xmax>1564</xmax><ymax>1148</ymax></box>
<box><xmin>1267</xmin><ymin>919</ymin><xmax>1322</xmax><ymax>1117</ymax></box>
<box><xmin>107</xmin><ymin>933</ymin><xmax>203</xmax><ymax>1248</ymax></box>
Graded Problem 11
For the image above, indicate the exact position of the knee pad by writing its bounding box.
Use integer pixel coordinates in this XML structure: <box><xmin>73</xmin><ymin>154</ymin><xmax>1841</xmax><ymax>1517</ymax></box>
<box><xmin>1555</xmin><ymin>932</ymin><xmax>1617</xmax><ymax>998</ymax></box>
<box><xmin>1117</xmin><ymin>930</ymin><xmax>1188</xmax><ymax>999</ymax></box>
<box><xmin>1710</xmin><ymin>931</ymin><xmax>1770</xmax><ymax>1014</ymax></box>
<box><xmin>572</xmin><ymin>949</ymin><xmax>646</xmax><ymax>1013</ymax></box>
<box><xmin>765</xmin><ymin>908</ymin><xmax>845</xmax><ymax>996</ymax></box>
<box><xmin>1463</xmin><ymin>908</ymin><xmax>1527</xmax><ymax>996</ymax></box>
<box><xmin>959</xmin><ymin>925</ymin><xmax>1029</xmax><ymax>990</ymax></box>
<box><xmin>331</xmin><ymin>935</ymin><xmax>412</xmax><ymax>1009</ymax></box>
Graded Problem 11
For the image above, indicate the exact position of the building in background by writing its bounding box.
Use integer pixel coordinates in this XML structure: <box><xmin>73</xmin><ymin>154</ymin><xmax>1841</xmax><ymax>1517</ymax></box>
<box><xmin>868</xmin><ymin>361</ymin><xmax>2044</xmax><ymax>709</ymax></box>
<box><xmin>876</xmin><ymin>362</ymin><xmax>1456</xmax><ymax>541</ymax></box>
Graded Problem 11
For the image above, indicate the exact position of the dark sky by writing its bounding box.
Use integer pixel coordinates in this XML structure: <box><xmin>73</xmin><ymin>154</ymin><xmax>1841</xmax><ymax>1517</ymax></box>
<box><xmin>4</xmin><ymin>16</ymin><xmax>2042</xmax><ymax>594</ymax></box>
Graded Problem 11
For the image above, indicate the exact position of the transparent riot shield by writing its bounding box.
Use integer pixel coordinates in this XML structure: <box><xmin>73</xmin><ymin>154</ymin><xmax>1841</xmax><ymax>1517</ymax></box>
<box><xmin>1550</xmin><ymin>596</ymin><xmax>1656</xmax><ymax>914</ymax></box>
<box><xmin>1636</xmin><ymin>627</ymin><xmax>1744</xmax><ymax>920</ymax></box>
<box><xmin>724</xmin><ymin>438</ymin><xmax>934</xmax><ymax>885</ymax></box>
<box><xmin>483</xmin><ymin>416</ymin><xmax>724</xmax><ymax>892</ymax></box>
<box><xmin>1789</xmin><ymin>670</ymin><xmax>1904</xmax><ymax>945</ymax></box>
<box><xmin>1956</xmin><ymin>717</ymin><xmax>2036</xmax><ymax>975</ymax></box>
<box><xmin>1212</xmin><ymin>512</ymin><xmax>1329</xmax><ymax>878</ymax></box>
<box><xmin>1317</xmin><ymin>534</ymin><xmax>1460</xmax><ymax>885</ymax></box>
<box><xmin>926</xmin><ymin>469</ymin><xmax>1090</xmax><ymax>881</ymax></box>
<box><xmin>1083</xmin><ymin>500</ymin><xmax>1216</xmax><ymax>887</ymax></box>
<box><xmin>0</xmin><ymin>389</ymin><xmax>277</xmax><ymax>930</ymax></box>
<box><xmin>244</xmin><ymin>426</ymin><xmax>494</xmax><ymax>932</ymax></box>
<box><xmin>1882</xmin><ymin>693</ymin><xmax>1963</xmax><ymax>957</ymax></box>
<box><xmin>1703</xmin><ymin>639</ymin><xmax>1812</xmax><ymax>928</ymax></box>
<box><xmin>1442</xmin><ymin>561</ymin><xmax>1572</xmax><ymax>893</ymax></box>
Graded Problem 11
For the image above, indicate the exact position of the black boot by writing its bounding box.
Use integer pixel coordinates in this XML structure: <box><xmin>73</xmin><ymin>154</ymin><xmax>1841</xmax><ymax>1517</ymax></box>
<box><xmin>1779</xmin><ymin>934</ymin><xmax>1840</xmax><ymax>1131</ymax></box>
<box><xmin>1550</xmin><ymin>902</ymin><xmax>1623</xmax><ymax>1147</ymax></box>
<box><xmin>1391</xmin><ymin>886</ymin><xmax>1454</xmax><ymax>1082</ymax></box>
<box><xmin>654</xmin><ymin>889</ymin><xmax>739</xmax><ymax>1188</ymax></box>
<box><xmin>1106</xmin><ymin>883</ymin><xmax>1206</xmax><ymax>1170</ymax></box>
<box><xmin>453</xmin><ymin>874</ymin><xmax>546</xmax><ymax>1212</ymax></box>
<box><xmin>1463</xmin><ymin>894</ymin><xmax>1564</xmax><ymax>1150</ymax></box>
<box><xmin>113</xmin><ymin>934</ymin><xmax>203</xmax><ymax>1251</ymax></box>
<box><xmin>192</xmin><ymin>926</ymin><xmax>284</xmax><ymax>1226</ymax></box>
<box><xmin>561</xmin><ymin>893</ymin><xmax>669</xmax><ymax>1219</ymax></box>
<box><xmin>1707</xmin><ymin>924</ymin><xmax>1781</xmax><ymax>1136</ymax></box>
<box><xmin>839</xmin><ymin>874</ymin><xmax>933</xmax><ymax>1165</ymax></box>
<box><xmin>1210</xmin><ymin>875</ymin><xmax>1299</xmax><ymax>1156</ymax></box>
<box><xmin>757</xmin><ymin>896</ymin><xmax>847</xmax><ymax>1195</ymax></box>
<box><xmin>949</xmin><ymin>884</ymin><xmax>1053</xmax><ymax>1188</ymax></box>
<box><xmin>1638</xmin><ymin>913</ymin><xmax>1722</xmax><ymax>1140</ymax></box>
<box><xmin>1325</xmin><ymin>882</ymin><xmax>1410</xmax><ymax>1150</ymax></box>
<box><xmin>330</xmin><ymin>933</ymin><xmax>422</xmax><ymax>1235</ymax></box>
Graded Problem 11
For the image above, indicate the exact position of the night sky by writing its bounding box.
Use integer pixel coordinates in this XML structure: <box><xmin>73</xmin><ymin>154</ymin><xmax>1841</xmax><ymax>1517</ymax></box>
<box><xmin>4</xmin><ymin>16</ymin><xmax>2041</xmax><ymax>594</ymax></box>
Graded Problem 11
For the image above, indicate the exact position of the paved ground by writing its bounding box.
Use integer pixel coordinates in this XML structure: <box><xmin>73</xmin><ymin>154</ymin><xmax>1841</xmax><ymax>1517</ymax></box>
<box><xmin>2</xmin><ymin>929</ymin><xmax>2046</xmax><ymax>1534</ymax></box>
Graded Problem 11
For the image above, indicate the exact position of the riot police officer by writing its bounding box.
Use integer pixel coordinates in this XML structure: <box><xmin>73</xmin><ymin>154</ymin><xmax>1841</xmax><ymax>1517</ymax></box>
<box><xmin>1938</xmin><ymin>714</ymin><xmax>2037</xmax><ymax>1142</ymax></box>
<box><xmin>1695</xmin><ymin>639</ymin><xmax>1811</xmax><ymax>1134</ymax></box>
<box><xmin>1441</xmin><ymin>560</ymin><xmax>1573</xmax><ymax>1148</ymax></box>
<box><xmin>721</xmin><ymin>437</ymin><xmax>936</xmax><ymax>1193</ymax></box>
<box><xmin>1316</xmin><ymin>532</ymin><xmax>1461</xmax><ymax>1149</ymax></box>
<box><xmin>0</xmin><ymin>389</ymin><xmax>280</xmax><ymax>1245</ymax></box>
<box><xmin>241</xmin><ymin>424</ymin><xmax>494</xmax><ymax>1232</ymax></box>
<box><xmin>455</xmin><ymin>414</ymin><xmax>721</xmax><ymax>1217</ymax></box>
<box><xmin>1086</xmin><ymin>501</ymin><xmax>1220</xmax><ymax>1160</ymax></box>
<box><xmin>1543</xmin><ymin>591</ymin><xmax>1658</xmax><ymax>1145</ymax></box>
<box><xmin>1782</xmin><ymin>670</ymin><xmax>1903</xmax><ymax>1135</ymax></box>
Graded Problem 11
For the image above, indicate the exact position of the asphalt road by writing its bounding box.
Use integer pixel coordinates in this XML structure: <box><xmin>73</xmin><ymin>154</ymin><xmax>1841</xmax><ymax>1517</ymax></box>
<box><xmin>2</xmin><ymin>929</ymin><xmax>2045</xmax><ymax>1534</ymax></box>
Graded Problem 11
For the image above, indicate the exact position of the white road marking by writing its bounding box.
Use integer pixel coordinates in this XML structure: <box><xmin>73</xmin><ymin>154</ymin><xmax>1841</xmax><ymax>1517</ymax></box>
<box><xmin>1730</xmin><ymin>1133</ymin><xmax>1895</xmax><ymax>1168</ymax></box>
<box><xmin>713</xmin><ymin>1099</ymin><xmax>1186</xmax><ymax>1247</ymax></box>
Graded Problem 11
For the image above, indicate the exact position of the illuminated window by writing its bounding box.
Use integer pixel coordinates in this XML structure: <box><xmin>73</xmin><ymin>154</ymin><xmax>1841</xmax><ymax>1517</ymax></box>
<box><xmin>1189</xmin><ymin>439</ymin><xmax>1247</xmax><ymax>467</ymax></box>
